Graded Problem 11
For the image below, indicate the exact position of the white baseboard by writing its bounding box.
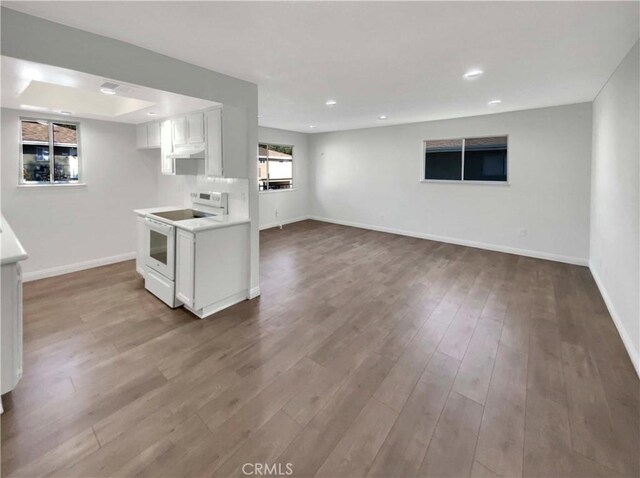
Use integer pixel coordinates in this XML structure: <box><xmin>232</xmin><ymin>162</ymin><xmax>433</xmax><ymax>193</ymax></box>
<box><xmin>23</xmin><ymin>252</ymin><xmax>136</xmax><ymax>282</ymax></box>
<box><xmin>248</xmin><ymin>286</ymin><xmax>261</xmax><ymax>299</ymax></box>
<box><xmin>589</xmin><ymin>263</ymin><xmax>639</xmax><ymax>377</ymax></box>
<box><xmin>260</xmin><ymin>216</ymin><xmax>310</xmax><ymax>231</ymax></box>
<box><xmin>308</xmin><ymin>215</ymin><xmax>588</xmax><ymax>266</ymax></box>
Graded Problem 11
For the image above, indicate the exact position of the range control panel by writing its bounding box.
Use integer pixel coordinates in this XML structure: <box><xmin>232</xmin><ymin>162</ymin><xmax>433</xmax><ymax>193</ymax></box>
<box><xmin>191</xmin><ymin>191</ymin><xmax>228</xmax><ymax>209</ymax></box>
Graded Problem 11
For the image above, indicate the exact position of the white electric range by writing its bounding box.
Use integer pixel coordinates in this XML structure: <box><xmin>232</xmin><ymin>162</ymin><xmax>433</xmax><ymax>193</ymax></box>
<box><xmin>143</xmin><ymin>191</ymin><xmax>227</xmax><ymax>306</ymax></box>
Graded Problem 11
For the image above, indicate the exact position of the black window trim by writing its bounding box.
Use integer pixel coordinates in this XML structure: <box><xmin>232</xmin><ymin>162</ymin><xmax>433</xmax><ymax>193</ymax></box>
<box><xmin>421</xmin><ymin>134</ymin><xmax>509</xmax><ymax>186</ymax></box>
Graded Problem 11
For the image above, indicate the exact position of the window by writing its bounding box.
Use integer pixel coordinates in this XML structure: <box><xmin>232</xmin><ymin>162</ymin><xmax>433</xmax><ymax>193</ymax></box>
<box><xmin>258</xmin><ymin>143</ymin><xmax>294</xmax><ymax>191</ymax></box>
<box><xmin>424</xmin><ymin>136</ymin><xmax>507</xmax><ymax>182</ymax></box>
<box><xmin>21</xmin><ymin>119</ymin><xmax>81</xmax><ymax>184</ymax></box>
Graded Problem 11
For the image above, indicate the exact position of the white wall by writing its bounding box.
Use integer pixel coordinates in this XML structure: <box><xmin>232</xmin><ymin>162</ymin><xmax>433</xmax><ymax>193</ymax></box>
<box><xmin>309</xmin><ymin>103</ymin><xmax>593</xmax><ymax>264</ymax></box>
<box><xmin>590</xmin><ymin>40</ymin><xmax>639</xmax><ymax>372</ymax></box>
<box><xmin>258</xmin><ymin>127</ymin><xmax>310</xmax><ymax>229</ymax></box>
<box><xmin>1</xmin><ymin>108</ymin><xmax>158</xmax><ymax>279</ymax></box>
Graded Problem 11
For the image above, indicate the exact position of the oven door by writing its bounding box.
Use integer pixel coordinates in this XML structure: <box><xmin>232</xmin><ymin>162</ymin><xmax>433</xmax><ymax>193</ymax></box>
<box><xmin>144</xmin><ymin>217</ymin><xmax>176</xmax><ymax>280</ymax></box>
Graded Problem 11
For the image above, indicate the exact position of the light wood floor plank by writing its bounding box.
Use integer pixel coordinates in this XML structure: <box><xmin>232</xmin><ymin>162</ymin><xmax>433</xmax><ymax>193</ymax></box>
<box><xmin>474</xmin><ymin>343</ymin><xmax>528</xmax><ymax>477</ymax></box>
<box><xmin>195</xmin><ymin>357</ymin><xmax>324</xmax><ymax>475</ymax></box>
<box><xmin>452</xmin><ymin>318</ymin><xmax>502</xmax><ymax>405</ymax></box>
<box><xmin>276</xmin><ymin>353</ymin><xmax>395</xmax><ymax>477</ymax></box>
<box><xmin>7</xmin><ymin>428</ymin><xmax>99</xmax><ymax>478</ymax></box>
<box><xmin>367</xmin><ymin>351</ymin><xmax>460</xmax><ymax>478</ymax></box>
<box><xmin>373</xmin><ymin>318</ymin><xmax>448</xmax><ymax>412</ymax></box>
<box><xmin>212</xmin><ymin>411</ymin><xmax>301</xmax><ymax>478</ymax></box>
<box><xmin>418</xmin><ymin>391</ymin><xmax>484</xmax><ymax>478</ymax></box>
<box><xmin>315</xmin><ymin>397</ymin><xmax>398</xmax><ymax>478</ymax></box>
<box><xmin>523</xmin><ymin>390</ymin><xmax>573</xmax><ymax>477</ymax></box>
<box><xmin>470</xmin><ymin>460</ymin><xmax>502</xmax><ymax>478</ymax></box>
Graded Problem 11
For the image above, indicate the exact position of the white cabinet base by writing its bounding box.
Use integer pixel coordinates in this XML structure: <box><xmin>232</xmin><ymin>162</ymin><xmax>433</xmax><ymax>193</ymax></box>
<box><xmin>1</xmin><ymin>263</ymin><xmax>23</xmax><ymax>396</ymax></box>
<box><xmin>175</xmin><ymin>222</ymin><xmax>249</xmax><ymax>318</ymax></box>
<box><xmin>136</xmin><ymin>216</ymin><xmax>250</xmax><ymax>319</ymax></box>
<box><xmin>183</xmin><ymin>290</ymin><xmax>248</xmax><ymax>319</ymax></box>
<box><xmin>136</xmin><ymin>215</ymin><xmax>145</xmax><ymax>277</ymax></box>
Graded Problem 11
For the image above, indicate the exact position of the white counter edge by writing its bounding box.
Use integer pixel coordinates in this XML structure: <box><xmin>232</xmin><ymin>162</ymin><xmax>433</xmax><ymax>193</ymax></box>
<box><xmin>1</xmin><ymin>215</ymin><xmax>28</xmax><ymax>265</ymax></box>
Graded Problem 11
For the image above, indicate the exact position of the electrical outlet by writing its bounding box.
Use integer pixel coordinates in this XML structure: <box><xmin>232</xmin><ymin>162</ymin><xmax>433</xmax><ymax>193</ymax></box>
<box><xmin>518</xmin><ymin>228</ymin><xmax>527</xmax><ymax>237</ymax></box>
<box><xmin>275</xmin><ymin>209</ymin><xmax>280</xmax><ymax>218</ymax></box>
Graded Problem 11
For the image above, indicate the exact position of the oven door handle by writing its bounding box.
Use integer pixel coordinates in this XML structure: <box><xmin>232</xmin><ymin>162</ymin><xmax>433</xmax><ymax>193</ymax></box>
<box><xmin>145</xmin><ymin>217</ymin><xmax>174</xmax><ymax>233</ymax></box>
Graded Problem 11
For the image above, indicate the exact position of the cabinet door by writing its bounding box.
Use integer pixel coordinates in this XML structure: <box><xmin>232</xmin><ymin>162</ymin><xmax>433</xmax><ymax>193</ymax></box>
<box><xmin>205</xmin><ymin>109</ymin><xmax>223</xmax><ymax>177</ymax></box>
<box><xmin>172</xmin><ymin>117</ymin><xmax>188</xmax><ymax>147</ymax></box>
<box><xmin>136</xmin><ymin>216</ymin><xmax>145</xmax><ymax>276</ymax></box>
<box><xmin>160</xmin><ymin>120</ymin><xmax>175</xmax><ymax>175</ymax></box>
<box><xmin>147</xmin><ymin>122</ymin><xmax>161</xmax><ymax>148</ymax></box>
<box><xmin>187</xmin><ymin>113</ymin><xmax>205</xmax><ymax>144</ymax></box>
<box><xmin>1</xmin><ymin>263</ymin><xmax>23</xmax><ymax>395</ymax></box>
<box><xmin>136</xmin><ymin>124</ymin><xmax>148</xmax><ymax>149</ymax></box>
<box><xmin>175</xmin><ymin>230</ymin><xmax>195</xmax><ymax>308</ymax></box>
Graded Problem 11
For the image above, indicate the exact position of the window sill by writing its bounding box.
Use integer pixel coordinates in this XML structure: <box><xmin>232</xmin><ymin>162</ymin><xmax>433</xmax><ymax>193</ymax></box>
<box><xmin>18</xmin><ymin>183</ymin><xmax>87</xmax><ymax>189</ymax></box>
<box><xmin>259</xmin><ymin>188</ymin><xmax>298</xmax><ymax>194</ymax></box>
<box><xmin>420</xmin><ymin>180</ymin><xmax>510</xmax><ymax>186</ymax></box>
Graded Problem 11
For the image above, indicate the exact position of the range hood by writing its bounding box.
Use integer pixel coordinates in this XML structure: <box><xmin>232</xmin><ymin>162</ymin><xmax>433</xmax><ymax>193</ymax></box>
<box><xmin>167</xmin><ymin>147</ymin><xmax>205</xmax><ymax>160</ymax></box>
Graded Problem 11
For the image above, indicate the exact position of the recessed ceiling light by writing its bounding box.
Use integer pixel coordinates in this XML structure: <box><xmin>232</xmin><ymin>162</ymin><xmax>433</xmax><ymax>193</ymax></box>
<box><xmin>147</xmin><ymin>111</ymin><xmax>158</xmax><ymax>116</ymax></box>
<box><xmin>58</xmin><ymin>110</ymin><xmax>73</xmax><ymax>115</ymax></box>
<box><xmin>488</xmin><ymin>99</ymin><xmax>502</xmax><ymax>105</ymax></box>
<box><xmin>100</xmin><ymin>87</ymin><xmax>116</xmax><ymax>95</ymax></box>
<box><xmin>309</xmin><ymin>124</ymin><xmax>318</xmax><ymax>129</ymax></box>
<box><xmin>20</xmin><ymin>104</ymin><xmax>42</xmax><ymax>110</ymax></box>
<box><xmin>378</xmin><ymin>115</ymin><xmax>388</xmax><ymax>120</ymax></box>
<box><xmin>325</xmin><ymin>100</ymin><xmax>337</xmax><ymax>106</ymax></box>
<box><xmin>463</xmin><ymin>69</ymin><xmax>483</xmax><ymax>79</ymax></box>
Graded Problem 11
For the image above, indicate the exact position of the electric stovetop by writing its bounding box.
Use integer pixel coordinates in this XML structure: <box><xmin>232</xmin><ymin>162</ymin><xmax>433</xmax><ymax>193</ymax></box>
<box><xmin>150</xmin><ymin>209</ymin><xmax>214</xmax><ymax>221</ymax></box>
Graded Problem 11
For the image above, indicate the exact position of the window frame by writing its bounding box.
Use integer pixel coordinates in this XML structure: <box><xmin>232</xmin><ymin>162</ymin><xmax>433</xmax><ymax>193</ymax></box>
<box><xmin>421</xmin><ymin>134</ymin><xmax>509</xmax><ymax>185</ymax></box>
<box><xmin>258</xmin><ymin>142</ymin><xmax>295</xmax><ymax>193</ymax></box>
<box><xmin>19</xmin><ymin>117</ymin><xmax>83</xmax><ymax>187</ymax></box>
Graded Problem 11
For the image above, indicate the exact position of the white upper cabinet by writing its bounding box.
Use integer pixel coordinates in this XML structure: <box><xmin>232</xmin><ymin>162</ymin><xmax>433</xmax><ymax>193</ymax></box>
<box><xmin>187</xmin><ymin>113</ymin><xmax>205</xmax><ymax>145</ymax></box>
<box><xmin>172</xmin><ymin>116</ymin><xmax>188</xmax><ymax>148</ymax></box>
<box><xmin>136</xmin><ymin>124</ymin><xmax>148</xmax><ymax>149</ymax></box>
<box><xmin>147</xmin><ymin>122</ymin><xmax>161</xmax><ymax>148</ymax></box>
<box><xmin>151</xmin><ymin>107</ymin><xmax>247</xmax><ymax>179</ymax></box>
<box><xmin>136</xmin><ymin>122</ymin><xmax>161</xmax><ymax>149</ymax></box>
<box><xmin>173</xmin><ymin>113</ymin><xmax>205</xmax><ymax>148</ymax></box>
<box><xmin>205</xmin><ymin>108</ymin><xmax>223</xmax><ymax>177</ymax></box>
<box><xmin>160</xmin><ymin>120</ymin><xmax>175</xmax><ymax>175</ymax></box>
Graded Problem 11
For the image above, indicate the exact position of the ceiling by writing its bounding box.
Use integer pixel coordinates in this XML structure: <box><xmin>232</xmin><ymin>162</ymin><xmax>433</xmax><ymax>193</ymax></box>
<box><xmin>4</xmin><ymin>1</ymin><xmax>639</xmax><ymax>133</ymax></box>
<box><xmin>1</xmin><ymin>56</ymin><xmax>219</xmax><ymax>124</ymax></box>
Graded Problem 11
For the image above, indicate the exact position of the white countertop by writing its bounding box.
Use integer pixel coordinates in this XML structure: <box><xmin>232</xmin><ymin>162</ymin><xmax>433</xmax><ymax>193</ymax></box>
<box><xmin>1</xmin><ymin>215</ymin><xmax>28</xmax><ymax>265</ymax></box>
<box><xmin>169</xmin><ymin>214</ymin><xmax>250</xmax><ymax>232</ymax></box>
<box><xmin>134</xmin><ymin>207</ymin><xmax>250</xmax><ymax>232</ymax></box>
